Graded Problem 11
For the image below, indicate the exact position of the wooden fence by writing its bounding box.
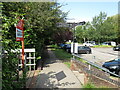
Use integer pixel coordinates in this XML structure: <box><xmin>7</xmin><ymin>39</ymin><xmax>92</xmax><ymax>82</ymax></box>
<box><xmin>18</xmin><ymin>49</ymin><xmax>36</xmax><ymax>71</ymax></box>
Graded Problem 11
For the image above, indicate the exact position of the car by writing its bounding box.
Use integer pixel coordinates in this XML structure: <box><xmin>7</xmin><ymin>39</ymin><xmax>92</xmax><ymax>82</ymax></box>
<box><xmin>59</xmin><ymin>43</ymin><xmax>65</xmax><ymax>48</ymax></box>
<box><xmin>102</xmin><ymin>58</ymin><xmax>120</xmax><ymax>75</ymax></box>
<box><xmin>113</xmin><ymin>45</ymin><xmax>120</xmax><ymax>51</ymax></box>
<box><xmin>83</xmin><ymin>41</ymin><xmax>96</xmax><ymax>47</ymax></box>
<box><xmin>102</xmin><ymin>41</ymin><xmax>116</xmax><ymax>46</ymax></box>
<box><xmin>102</xmin><ymin>42</ymin><xmax>110</xmax><ymax>45</ymax></box>
<box><xmin>78</xmin><ymin>46</ymin><xmax>92</xmax><ymax>54</ymax></box>
<box><xmin>63</xmin><ymin>44</ymin><xmax>71</xmax><ymax>53</ymax></box>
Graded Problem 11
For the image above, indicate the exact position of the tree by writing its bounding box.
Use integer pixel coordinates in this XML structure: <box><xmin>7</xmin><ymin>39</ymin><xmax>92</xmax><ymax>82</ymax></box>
<box><xmin>75</xmin><ymin>21</ymin><xmax>95</xmax><ymax>43</ymax></box>
<box><xmin>75</xmin><ymin>12</ymin><xmax>118</xmax><ymax>44</ymax></box>
<box><xmin>91</xmin><ymin>12</ymin><xmax>107</xmax><ymax>43</ymax></box>
<box><xmin>2</xmin><ymin>2</ymin><xmax>67</xmax><ymax>89</ymax></box>
<box><xmin>52</xmin><ymin>27</ymin><xmax>72</xmax><ymax>44</ymax></box>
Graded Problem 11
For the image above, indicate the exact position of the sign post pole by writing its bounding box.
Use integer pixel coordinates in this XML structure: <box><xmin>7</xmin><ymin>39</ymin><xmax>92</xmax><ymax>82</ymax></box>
<box><xmin>16</xmin><ymin>19</ymin><xmax>25</xmax><ymax>82</ymax></box>
<box><xmin>22</xmin><ymin>39</ymin><xmax>24</xmax><ymax>69</ymax></box>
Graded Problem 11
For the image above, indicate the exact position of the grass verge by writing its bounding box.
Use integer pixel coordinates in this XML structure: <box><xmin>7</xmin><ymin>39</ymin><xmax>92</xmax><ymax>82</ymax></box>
<box><xmin>93</xmin><ymin>45</ymin><xmax>113</xmax><ymax>48</ymax></box>
<box><xmin>83</xmin><ymin>82</ymin><xmax>96</xmax><ymax>88</ymax></box>
<box><xmin>64</xmin><ymin>62</ymin><xmax>71</xmax><ymax>68</ymax></box>
<box><xmin>83</xmin><ymin>82</ymin><xmax>109</xmax><ymax>89</ymax></box>
<box><xmin>51</xmin><ymin>45</ymin><xmax>72</xmax><ymax>68</ymax></box>
<box><xmin>54</xmin><ymin>49</ymin><xmax>72</xmax><ymax>60</ymax></box>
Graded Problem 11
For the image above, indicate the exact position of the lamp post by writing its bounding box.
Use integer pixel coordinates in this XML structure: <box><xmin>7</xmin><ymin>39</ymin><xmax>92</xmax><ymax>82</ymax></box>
<box><xmin>67</xmin><ymin>21</ymin><xmax>86</xmax><ymax>70</ymax></box>
<box><xmin>72</xmin><ymin>22</ymin><xmax>75</xmax><ymax>61</ymax></box>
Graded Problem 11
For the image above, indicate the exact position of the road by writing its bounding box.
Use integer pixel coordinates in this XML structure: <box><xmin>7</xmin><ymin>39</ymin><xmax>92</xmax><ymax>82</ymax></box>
<box><xmin>78</xmin><ymin>47</ymin><xmax>120</xmax><ymax>66</ymax></box>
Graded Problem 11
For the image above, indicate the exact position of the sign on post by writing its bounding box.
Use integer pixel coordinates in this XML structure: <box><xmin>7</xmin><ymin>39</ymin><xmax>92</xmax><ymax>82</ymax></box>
<box><xmin>16</xmin><ymin>19</ymin><xmax>24</xmax><ymax>41</ymax></box>
<box><xmin>16</xmin><ymin>19</ymin><xmax>25</xmax><ymax>70</ymax></box>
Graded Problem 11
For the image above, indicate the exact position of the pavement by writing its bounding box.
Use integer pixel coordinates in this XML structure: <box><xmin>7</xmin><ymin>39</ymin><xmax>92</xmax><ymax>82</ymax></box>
<box><xmin>35</xmin><ymin>48</ymin><xmax>83</xmax><ymax>89</ymax></box>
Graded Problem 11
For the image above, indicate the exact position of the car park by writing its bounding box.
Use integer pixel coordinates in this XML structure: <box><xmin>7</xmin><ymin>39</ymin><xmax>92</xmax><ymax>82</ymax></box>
<box><xmin>113</xmin><ymin>45</ymin><xmax>120</xmax><ymax>51</ymax></box>
<box><xmin>83</xmin><ymin>41</ymin><xmax>96</xmax><ymax>47</ymax></box>
<box><xmin>78</xmin><ymin>46</ymin><xmax>91</xmax><ymax>54</ymax></box>
<box><xmin>102</xmin><ymin>58</ymin><xmax>120</xmax><ymax>75</ymax></box>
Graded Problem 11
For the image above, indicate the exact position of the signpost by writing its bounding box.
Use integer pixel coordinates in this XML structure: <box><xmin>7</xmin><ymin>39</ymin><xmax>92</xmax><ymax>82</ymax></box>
<box><xmin>16</xmin><ymin>19</ymin><xmax>24</xmax><ymax>69</ymax></box>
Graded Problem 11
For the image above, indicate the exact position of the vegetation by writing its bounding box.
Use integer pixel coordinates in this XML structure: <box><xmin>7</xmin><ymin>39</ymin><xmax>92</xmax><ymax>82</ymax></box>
<box><xmin>54</xmin><ymin>49</ymin><xmax>72</xmax><ymax>60</ymax></box>
<box><xmin>50</xmin><ymin>44</ymin><xmax>72</xmax><ymax>68</ymax></box>
<box><xmin>2</xmin><ymin>2</ymin><xmax>67</xmax><ymax>89</ymax></box>
<box><xmin>83</xmin><ymin>82</ymin><xmax>96</xmax><ymax>88</ymax></box>
<box><xmin>92</xmin><ymin>45</ymin><xmax>113</xmax><ymax>48</ymax></box>
<box><xmin>82</xmin><ymin>82</ymin><xmax>109</xmax><ymax>89</ymax></box>
<box><xmin>75</xmin><ymin>12</ymin><xmax>119</xmax><ymax>44</ymax></box>
<box><xmin>64</xmin><ymin>62</ymin><xmax>71</xmax><ymax>68</ymax></box>
<box><xmin>1</xmin><ymin>1</ymin><xmax>119</xmax><ymax>90</ymax></box>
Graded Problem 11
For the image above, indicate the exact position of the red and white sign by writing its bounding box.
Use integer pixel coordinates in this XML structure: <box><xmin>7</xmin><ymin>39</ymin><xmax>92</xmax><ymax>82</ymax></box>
<box><xmin>16</xmin><ymin>19</ymin><xmax>24</xmax><ymax>41</ymax></box>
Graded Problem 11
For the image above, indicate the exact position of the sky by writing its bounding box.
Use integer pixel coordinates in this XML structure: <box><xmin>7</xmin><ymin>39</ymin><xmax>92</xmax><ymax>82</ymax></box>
<box><xmin>58</xmin><ymin>0</ymin><xmax>119</xmax><ymax>22</ymax></box>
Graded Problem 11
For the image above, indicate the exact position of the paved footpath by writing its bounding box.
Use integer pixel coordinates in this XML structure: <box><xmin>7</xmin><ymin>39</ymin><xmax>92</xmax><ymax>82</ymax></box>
<box><xmin>35</xmin><ymin>49</ymin><xmax>82</xmax><ymax>89</ymax></box>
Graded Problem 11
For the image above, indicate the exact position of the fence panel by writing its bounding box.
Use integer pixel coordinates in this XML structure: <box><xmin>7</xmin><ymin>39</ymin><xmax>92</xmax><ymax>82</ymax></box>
<box><xmin>18</xmin><ymin>48</ymin><xmax>36</xmax><ymax>71</ymax></box>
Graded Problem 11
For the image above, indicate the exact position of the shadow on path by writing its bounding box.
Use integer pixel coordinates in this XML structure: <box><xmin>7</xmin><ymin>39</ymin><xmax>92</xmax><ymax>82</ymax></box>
<box><xmin>35</xmin><ymin>46</ymin><xmax>82</xmax><ymax>88</ymax></box>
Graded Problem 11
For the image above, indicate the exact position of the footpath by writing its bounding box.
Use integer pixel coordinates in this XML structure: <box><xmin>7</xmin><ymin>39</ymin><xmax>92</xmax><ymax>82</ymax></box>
<box><xmin>34</xmin><ymin>48</ymin><xmax>83</xmax><ymax>89</ymax></box>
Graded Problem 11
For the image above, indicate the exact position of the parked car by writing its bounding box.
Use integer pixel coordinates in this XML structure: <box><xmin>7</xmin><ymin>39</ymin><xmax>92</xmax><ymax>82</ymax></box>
<box><xmin>83</xmin><ymin>41</ymin><xmax>96</xmax><ymax>47</ymax></box>
<box><xmin>63</xmin><ymin>44</ymin><xmax>71</xmax><ymax>53</ymax></box>
<box><xmin>113</xmin><ymin>45</ymin><xmax>120</xmax><ymax>51</ymax></box>
<box><xmin>59</xmin><ymin>43</ymin><xmax>65</xmax><ymax>48</ymax></box>
<box><xmin>102</xmin><ymin>41</ymin><xmax>116</xmax><ymax>46</ymax></box>
<box><xmin>78</xmin><ymin>46</ymin><xmax>91</xmax><ymax>54</ymax></box>
<box><xmin>102</xmin><ymin>58</ymin><xmax>120</xmax><ymax>75</ymax></box>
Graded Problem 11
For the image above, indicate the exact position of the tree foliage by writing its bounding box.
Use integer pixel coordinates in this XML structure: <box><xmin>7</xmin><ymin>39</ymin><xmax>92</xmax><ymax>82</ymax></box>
<box><xmin>2</xmin><ymin>2</ymin><xmax>67</xmax><ymax>89</ymax></box>
<box><xmin>75</xmin><ymin>12</ymin><xmax>118</xmax><ymax>44</ymax></box>
<box><xmin>52</xmin><ymin>27</ymin><xmax>72</xmax><ymax>44</ymax></box>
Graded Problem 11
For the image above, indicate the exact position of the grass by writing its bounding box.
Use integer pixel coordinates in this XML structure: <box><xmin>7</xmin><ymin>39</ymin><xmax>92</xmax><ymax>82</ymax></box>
<box><xmin>54</xmin><ymin>49</ymin><xmax>72</xmax><ymax>60</ymax></box>
<box><xmin>83</xmin><ymin>82</ymin><xmax>96</xmax><ymax>88</ymax></box>
<box><xmin>49</xmin><ymin>44</ymin><xmax>58</xmax><ymax>48</ymax></box>
<box><xmin>76</xmin><ymin>57</ymin><xmax>87</xmax><ymax>63</ymax></box>
<box><xmin>82</xmin><ymin>82</ymin><xmax>110</xmax><ymax>89</ymax></box>
<box><xmin>93</xmin><ymin>45</ymin><xmax>113</xmax><ymax>48</ymax></box>
<box><xmin>50</xmin><ymin>44</ymin><xmax>72</xmax><ymax>67</ymax></box>
<box><xmin>64</xmin><ymin>62</ymin><xmax>71</xmax><ymax>68</ymax></box>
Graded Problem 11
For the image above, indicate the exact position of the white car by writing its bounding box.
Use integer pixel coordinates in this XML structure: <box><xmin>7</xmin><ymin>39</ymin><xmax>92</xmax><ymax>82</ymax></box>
<box><xmin>83</xmin><ymin>41</ymin><xmax>96</xmax><ymax>47</ymax></box>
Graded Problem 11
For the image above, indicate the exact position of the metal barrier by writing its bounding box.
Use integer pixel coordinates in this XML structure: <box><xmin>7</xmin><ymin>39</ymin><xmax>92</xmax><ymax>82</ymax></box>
<box><xmin>72</xmin><ymin>53</ymin><xmax>120</xmax><ymax>86</ymax></box>
<box><xmin>72</xmin><ymin>53</ymin><xmax>120</xmax><ymax>77</ymax></box>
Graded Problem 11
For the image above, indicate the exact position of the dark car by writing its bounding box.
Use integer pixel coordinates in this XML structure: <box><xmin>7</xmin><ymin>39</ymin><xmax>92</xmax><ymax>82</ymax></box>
<box><xmin>113</xmin><ymin>45</ymin><xmax>120</xmax><ymax>51</ymax></box>
<box><xmin>78</xmin><ymin>46</ymin><xmax>91</xmax><ymax>54</ymax></box>
<box><xmin>59</xmin><ymin>43</ymin><xmax>65</xmax><ymax>48</ymax></box>
<box><xmin>102</xmin><ymin>58</ymin><xmax>120</xmax><ymax>75</ymax></box>
<box><xmin>63</xmin><ymin>44</ymin><xmax>71</xmax><ymax>53</ymax></box>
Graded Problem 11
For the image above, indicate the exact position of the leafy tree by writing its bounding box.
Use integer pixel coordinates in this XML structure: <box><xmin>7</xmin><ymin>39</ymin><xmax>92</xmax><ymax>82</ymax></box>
<box><xmin>52</xmin><ymin>27</ymin><xmax>72</xmax><ymax>44</ymax></box>
<box><xmin>75</xmin><ymin>12</ymin><xmax>118</xmax><ymax>44</ymax></box>
<box><xmin>75</xmin><ymin>22</ymin><xmax>95</xmax><ymax>43</ymax></box>
<box><xmin>91</xmin><ymin>12</ymin><xmax>107</xmax><ymax>43</ymax></box>
<box><xmin>2</xmin><ymin>2</ymin><xmax>67</xmax><ymax>89</ymax></box>
<box><xmin>75</xmin><ymin>25</ymin><xmax>84</xmax><ymax>43</ymax></box>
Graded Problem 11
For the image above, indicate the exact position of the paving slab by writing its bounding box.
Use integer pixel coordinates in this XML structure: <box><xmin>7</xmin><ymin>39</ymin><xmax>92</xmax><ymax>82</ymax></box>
<box><xmin>35</xmin><ymin>49</ymin><xmax>82</xmax><ymax>89</ymax></box>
